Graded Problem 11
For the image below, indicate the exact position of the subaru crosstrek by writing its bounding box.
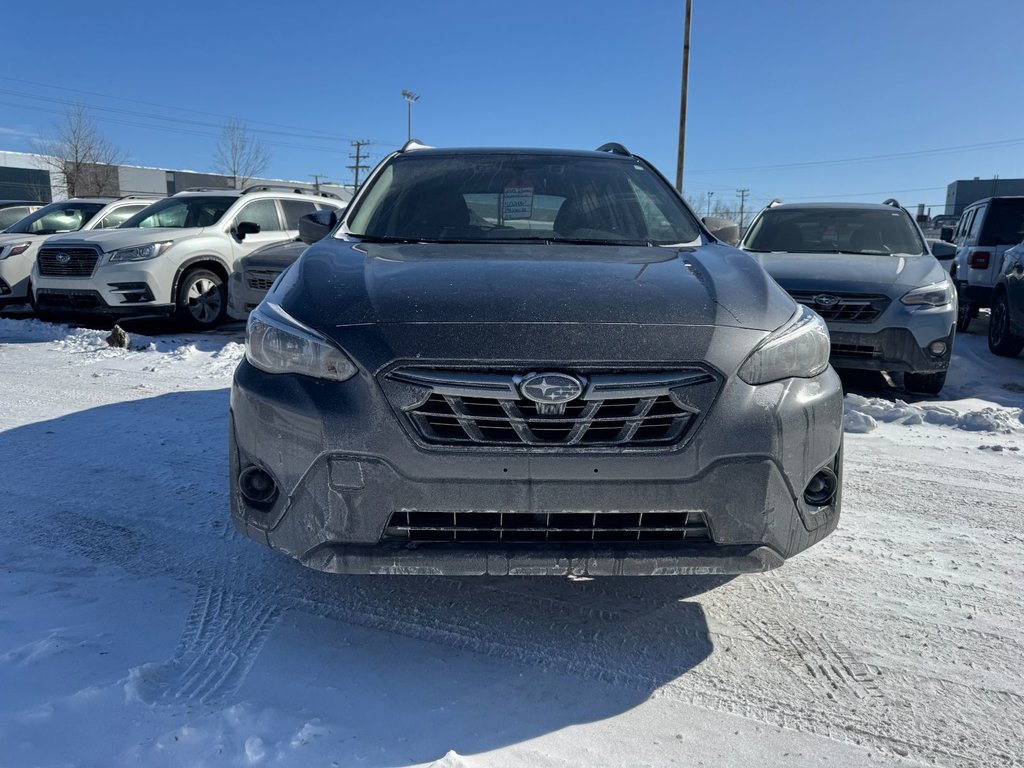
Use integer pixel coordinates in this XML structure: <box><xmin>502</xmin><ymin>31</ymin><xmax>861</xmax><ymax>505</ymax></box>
<box><xmin>230</xmin><ymin>143</ymin><xmax>845</xmax><ymax>576</ymax></box>
<box><xmin>31</xmin><ymin>187</ymin><xmax>344</xmax><ymax>328</ymax></box>
<box><xmin>741</xmin><ymin>201</ymin><xmax>957</xmax><ymax>395</ymax></box>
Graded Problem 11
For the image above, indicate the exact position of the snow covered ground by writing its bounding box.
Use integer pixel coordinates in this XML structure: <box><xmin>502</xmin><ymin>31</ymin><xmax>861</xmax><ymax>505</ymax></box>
<box><xmin>0</xmin><ymin>315</ymin><xmax>1021</xmax><ymax>768</ymax></box>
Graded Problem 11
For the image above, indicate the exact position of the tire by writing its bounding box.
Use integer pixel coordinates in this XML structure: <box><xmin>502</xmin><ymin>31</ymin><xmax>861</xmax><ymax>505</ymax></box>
<box><xmin>988</xmin><ymin>291</ymin><xmax>1024</xmax><ymax>357</ymax></box>
<box><xmin>175</xmin><ymin>267</ymin><xmax>227</xmax><ymax>330</ymax></box>
<box><xmin>955</xmin><ymin>296</ymin><xmax>974</xmax><ymax>332</ymax></box>
<box><xmin>904</xmin><ymin>370</ymin><xmax>947</xmax><ymax>396</ymax></box>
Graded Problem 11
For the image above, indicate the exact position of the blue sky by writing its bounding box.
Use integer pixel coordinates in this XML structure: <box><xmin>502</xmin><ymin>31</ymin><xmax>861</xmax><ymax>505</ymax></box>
<box><xmin>2</xmin><ymin>0</ymin><xmax>1022</xmax><ymax>216</ymax></box>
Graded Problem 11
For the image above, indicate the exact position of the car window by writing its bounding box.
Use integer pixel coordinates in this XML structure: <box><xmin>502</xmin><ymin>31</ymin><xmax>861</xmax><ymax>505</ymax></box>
<box><xmin>979</xmin><ymin>199</ymin><xmax>1024</xmax><ymax>246</ymax></box>
<box><xmin>744</xmin><ymin>208</ymin><xmax>925</xmax><ymax>255</ymax></box>
<box><xmin>346</xmin><ymin>153</ymin><xmax>701</xmax><ymax>245</ymax></box>
<box><xmin>0</xmin><ymin>206</ymin><xmax>33</xmax><ymax>230</ymax></box>
<box><xmin>94</xmin><ymin>204</ymin><xmax>151</xmax><ymax>229</ymax></box>
<box><xmin>4</xmin><ymin>202</ymin><xmax>106</xmax><ymax>235</ymax></box>
<box><xmin>122</xmin><ymin>196</ymin><xmax>236</xmax><ymax>229</ymax></box>
<box><xmin>955</xmin><ymin>209</ymin><xmax>974</xmax><ymax>241</ymax></box>
<box><xmin>967</xmin><ymin>205</ymin><xmax>986</xmax><ymax>242</ymax></box>
<box><xmin>235</xmin><ymin>199</ymin><xmax>283</xmax><ymax>232</ymax></box>
<box><xmin>280</xmin><ymin>199</ymin><xmax>317</xmax><ymax>230</ymax></box>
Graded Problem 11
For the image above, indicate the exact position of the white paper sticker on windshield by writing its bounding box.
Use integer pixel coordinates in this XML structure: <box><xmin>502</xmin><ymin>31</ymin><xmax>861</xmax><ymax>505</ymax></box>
<box><xmin>502</xmin><ymin>186</ymin><xmax>534</xmax><ymax>220</ymax></box>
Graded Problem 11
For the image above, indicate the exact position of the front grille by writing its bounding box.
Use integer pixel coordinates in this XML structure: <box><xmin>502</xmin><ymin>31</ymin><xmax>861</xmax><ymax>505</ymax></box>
<box><xmin>246</xmin><ymin>269</ymin><xmax>282</xmax><ymax>291</ymax></box>
<box><xmin>830</xmin><ymin>342</ymin><xmax>880</xmax><ymax>359</ymax></box>
<box><xmin>34</xmin><ymin>289</ymin><xmax>105</xmax><ymax>310</ymax></box>
<box><xmin>37</xmin><ymin>247</ymin><xmax>100</xmax><ymax>277</ymax></box>
<box><xmin>383</xmin><ymin>509</ymin><xmax>712</xmax><ymax>543</ymax></box>
<box><xmin>383</xmin><ymin>368</ymin><xmax>720</xmax><ymax>448</ymax></box>
<box><xmin>789</xmin><ymin>291</ymin><xmax>890</xmax><ymax>324</ymax></box>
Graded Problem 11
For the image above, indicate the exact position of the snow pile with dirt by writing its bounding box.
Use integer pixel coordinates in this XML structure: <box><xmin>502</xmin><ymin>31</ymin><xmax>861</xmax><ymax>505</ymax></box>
<box><xmin>1</xmin><ymin>315</ymin><xmax>1022</xmax><ymax>768</ymax></box>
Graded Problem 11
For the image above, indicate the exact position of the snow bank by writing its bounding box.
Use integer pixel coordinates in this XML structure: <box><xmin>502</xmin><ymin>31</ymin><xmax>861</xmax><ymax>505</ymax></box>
<box><xmin>843</xmin><ymin>393</ymin><xmax>1024</xmax><ymax>434</ymax></box>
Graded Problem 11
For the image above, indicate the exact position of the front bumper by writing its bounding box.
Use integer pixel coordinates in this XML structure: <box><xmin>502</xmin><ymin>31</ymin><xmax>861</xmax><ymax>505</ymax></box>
<box><xmin>32</xmin><ymin>262</ymin><xmax>174</xmax><ymax>316</ymax></box>
<box><xmin>229</xmin><ymin>352</ymin><xmax>845</xmax><ymax>576</ymax></box>
<box><xmin>828</xmin><ymin>326</ymin><xmax>955</xmax><ymax>373</ymax></box>
<box><xmin>227</xmin><ymin>271</ymin><xmax>272</xmax><ymax>320</ymax></box>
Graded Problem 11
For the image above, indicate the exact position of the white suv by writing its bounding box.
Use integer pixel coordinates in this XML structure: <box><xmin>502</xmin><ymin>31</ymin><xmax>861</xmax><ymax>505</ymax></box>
<box><xmin>31</xmin><ymin>186</ymin><xmax>344</xmax><ymax>329</ymax></box>
<box><xmin>0</xmin><ymin>196</ymin><xmax>158</xmax><ymax>309</ymax></box>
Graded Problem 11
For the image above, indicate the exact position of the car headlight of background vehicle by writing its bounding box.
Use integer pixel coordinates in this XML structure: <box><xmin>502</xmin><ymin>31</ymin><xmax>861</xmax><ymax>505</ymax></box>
<box><xmin>246</xmin><ymin>302</ymin><xmax>357</xmax><ymax>381</ymax></box>
<box><xmin>108</xmin><ymin>241</ymin><xmax>173</xmax><ymax>263</ymax></box>
<box><xmin>900</xmin><ymin>281</ymin><xmax>953</xmax><ymax>307</ymax></box>
<box><xmin>0</xmin><ymin>242</ymin><xmax>31</xmax><ymax>260</ymax></box>
<box><xmin>738</xmin><ymin>304</ymin><xmax>831</xmax><ymax>384</ymax></box>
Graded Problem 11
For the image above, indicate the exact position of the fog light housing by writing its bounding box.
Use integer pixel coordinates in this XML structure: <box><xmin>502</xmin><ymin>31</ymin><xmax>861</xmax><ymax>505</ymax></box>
<box><xmin>238</xmin><ymin>466</ymin><xmax>278</xmax><ymax>505</ymax></box>
<box><xmin>928</xmin><ymin>340</ymin><xmax>947</xmax><ymax>357</ymax></box>
<box><xmin>804</xmin><ymin>467</ymin><xmax>838</xmax><ymax>507</ymax></box>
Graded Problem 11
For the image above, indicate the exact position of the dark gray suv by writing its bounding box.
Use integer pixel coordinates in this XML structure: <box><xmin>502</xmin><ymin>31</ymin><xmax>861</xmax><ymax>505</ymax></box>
<box><xmin>229</xmin><ymin>144</ymin><xmax>844</xmax><ymax>576</ymax></box>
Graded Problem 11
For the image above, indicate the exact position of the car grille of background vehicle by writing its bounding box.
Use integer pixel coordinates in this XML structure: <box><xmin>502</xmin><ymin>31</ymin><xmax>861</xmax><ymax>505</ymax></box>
<box><xmin>788</xmin><ymin>291</ymin><xmax>891</xmax><ymax>324</ymax></box>
<box><xmin>381</xmin><ymin>509</ymin><xmax>713</xmax><ymax>543</ymax></box>
<box><xmin>246</xmin><ymin>270</ymin><xmax>283</xmax><ymax>291</ymax></box>
<box><xmin>37</xmin><ymin>247</ymin><xmax>100</xmax><ymax>277</ymax></box>
<box><xmin>383</xmin><ymin>368</ymin><xmax>719</xmax><ymax>448</ymax></box>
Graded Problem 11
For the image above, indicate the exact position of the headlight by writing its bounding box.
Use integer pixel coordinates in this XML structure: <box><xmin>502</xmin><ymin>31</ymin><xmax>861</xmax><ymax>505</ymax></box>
<box><xmin>108</xmin><ymin>241</ymin><xmax>173</xmax><ymax>263</ymax></box>
<box><xmin>0</xmin><ymin>242</ymin><xmax>31</xmax><ymax>260</ymax></box>
<box><xmin>246</xmin><ymin>302</ymin><xmax>357</xmax><ymax>381</ymax></box>
<box><xmin>900</xmin><ymin>281</ymin><xmax>953</xmax><ymax>307</ymax></box>
<box><xmin>738</xmin><ymin>304</ymin><xmax>831</xmax><ymax>384</ymax></box>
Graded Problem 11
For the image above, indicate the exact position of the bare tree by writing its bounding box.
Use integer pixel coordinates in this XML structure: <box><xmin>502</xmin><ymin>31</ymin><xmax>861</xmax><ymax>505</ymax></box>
<box><xmin>213</xmin><ymin>119</ymin><xmax>271</xmax><ymax>188</ymax></box>
<box><xmin>36</xmin><ymin>103</ymin><xmax>124</xmax><ymax>198</ymax></box>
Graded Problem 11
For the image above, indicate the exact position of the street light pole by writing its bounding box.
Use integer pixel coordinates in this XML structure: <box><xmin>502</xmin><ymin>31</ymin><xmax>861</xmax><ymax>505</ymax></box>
<box><xmin>401</xmin><ymin>89</ymin><xmax>420</xmax><ymax>142</ymax></box>
<box><xmin>706</xmin><ymin>191</ymin><xmax>714</xmax><ymax>216</ymax></box>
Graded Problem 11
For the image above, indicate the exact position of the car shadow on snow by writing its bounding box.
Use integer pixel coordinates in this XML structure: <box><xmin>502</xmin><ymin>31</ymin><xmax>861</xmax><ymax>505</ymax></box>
<box><xmin>2</xmin><ymin>389</ymin><xmax>723</xmax><ymax>763</ymax></box>
<box><xmin>0</xmin><ymin>314</ymin><xmax>244</xmax><ymax>350</ymax></box>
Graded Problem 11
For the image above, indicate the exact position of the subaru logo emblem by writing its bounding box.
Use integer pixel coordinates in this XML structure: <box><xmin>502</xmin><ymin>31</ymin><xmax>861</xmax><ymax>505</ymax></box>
<box><xmin>56</xmin><ymin>252</ymin><xmax>71</xmax><ymax>264</ymax></box>
<box><xmin>519</xmin><ymin>372</ymin><xmax>584</xmax><ymax>405</ymax></box>
<box><xmin>814</xmin><ymin>294</ymin><xmax>840</xmax><ymax>308</ymax></box>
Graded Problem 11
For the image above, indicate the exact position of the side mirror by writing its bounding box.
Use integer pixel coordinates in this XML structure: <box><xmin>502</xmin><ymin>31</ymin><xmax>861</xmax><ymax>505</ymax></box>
<box><xmin>939</xmin><ymin>227</ymin><xmax>954</xmax><ymax>242</ymax></box>
<box><xmin>702</xmin><ymin>216</ymin><xmax>740</xmax><ymax>246</ymax></box>
<box><xmin>930</xmin><ymin>240</ymin><xmax>957</xmax><ymax>261</ymax></box>
<box><xmin>298</xmin><ymin>209</ymin><xmax>338</xmax><ymax>244</ymax></box>
<box><xmin>236</xmin><ymin>221</ymin><xmax>261</xmax><ymax>240</ymax></box>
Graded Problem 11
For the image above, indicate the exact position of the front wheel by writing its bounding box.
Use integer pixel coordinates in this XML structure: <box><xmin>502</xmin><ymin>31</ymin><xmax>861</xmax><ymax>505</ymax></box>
<box><xmin>904</xmin><ymin>371</ymin><xmax>947</xmax><ymax>396</ymax></box>
<box><xmin>175</xmin><ymin>268</ymin><xmax>227</xmax><ymax>330</ymax></box>
<box><xmin>955</xmin><ymin>297</ymin><xmax>974</xmax><ymax>332</ymax></box>
<box><xmin>988</xmin><ymin>291</ymin><xmax>1024</xmax><ymax>357</ymax></box>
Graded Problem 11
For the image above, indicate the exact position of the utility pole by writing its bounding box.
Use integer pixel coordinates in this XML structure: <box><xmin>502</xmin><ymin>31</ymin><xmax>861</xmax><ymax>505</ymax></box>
<box><xmin>309</xmin><ymin>173</ymin><xmax>334</xmax><ymax>193</ymax></box>
<box><xmin>675</xmin><ymin>0</ymin><xmax>693</xmax><ymax>193</ymax></box>
<box><xmin>348</xmin><ymin>140</ymin><xmax>371</xmax><ymax>193</ymax></box>
<box><xmin>736</xmin><ymin>188</ymin><xmax>750</xmax><ymax>229</ymax></box>
<box><xmin>402</xmin><ymin>89</ymin><xmax>420</xmax><ymax>141</ymax></box>
<box><xmin>706</xmin><ymin>191</ymin><xmax>714</xmax><ymax>216</ymax></box>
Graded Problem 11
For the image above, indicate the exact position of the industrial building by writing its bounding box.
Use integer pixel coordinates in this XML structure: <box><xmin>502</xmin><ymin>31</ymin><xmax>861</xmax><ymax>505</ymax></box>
<box><xmin>945</xmin><ymin>177</ymin><xmax>1024</xmax><ymax>217</ymax></box>
<box><xmin>0</xmin><ymin>149</ymin><xmax>353</xmax><ymax>203</ymax></box>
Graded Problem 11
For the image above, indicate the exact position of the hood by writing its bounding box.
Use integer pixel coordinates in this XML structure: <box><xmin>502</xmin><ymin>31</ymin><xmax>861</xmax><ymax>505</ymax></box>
<box><xmin>276</xmin><ymin>240</ymin><xmax>795</xmax><ymax>332</ymax></box>
<box><xmin>240</xmin><ymin>240</ymin><xmax>307</xmax><ymax>270</ymax></box>
<box><xmin>41</xmin><ymin>227</ymin><xmax>199</xmax><ymax>251</ymax></box>
<box><xmin>750</xmin><ymin>251</ymin><xmax>947</xmax><ymax>297</ymax></box>
<box><xmin>0</xmin><ymin>232</ymin><xmax>47</xmax><ymax>246</ymax></box>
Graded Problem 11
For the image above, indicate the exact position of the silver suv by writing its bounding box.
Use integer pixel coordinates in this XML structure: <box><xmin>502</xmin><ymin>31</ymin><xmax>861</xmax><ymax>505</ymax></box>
<box><xmin>740</xmin><ymin>200</ymin><xmax>957</xmax><ymax>395</ymax></box>
<box><xmin>0</xmin><ymin>196</ymin><xmax>157</xmax><ymax>308</ymax></box>
<box><xmin>31</xmin><ymin>186</ymin><xmax>344</xmax><ymax>328</ymax></box>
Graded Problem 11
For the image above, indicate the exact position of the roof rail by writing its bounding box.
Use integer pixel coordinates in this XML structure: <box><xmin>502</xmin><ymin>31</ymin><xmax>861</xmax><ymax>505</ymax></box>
<box><xmin>882</xmin><ymin>198</ymin><xmax>902</xmax><ymax>209</ymax></box>
<box><xmin>242</xmin><ymin>184</ymin><xmax>318</xmax><ymax>195</ymax></box>
<box><xmin>316</xmin><ymin>190</ymin><xmax>343</xmax><ymax>200</ymax></box>
<box><xmin>596</xmin><ymin>142</ymin><xmax>632</xmax><ymax>156</ymax></box>
<box><xmin>400</xmin><ymin>139</ymin><xmax>431</xmax><ymax>152</ymax></box>
<box><xmin>117</xmin><ymin>194</ymin><xmax>161</xmax><ymax>200</ymax></box>
<box><xmin>181</xmin><ymin>186</ymin><xmax>235</xmax><ymax>193</ymax></box>
<box><xmin>767</xmin><ymin>198</ymin><xmax>784</xmax><ymax>208</ymax></box>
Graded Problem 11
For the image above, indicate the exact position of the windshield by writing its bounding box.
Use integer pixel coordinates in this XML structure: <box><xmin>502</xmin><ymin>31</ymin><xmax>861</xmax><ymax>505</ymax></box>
<box><xmin>744</xmin><ymin>207</ymin><xmax>925</xmax><ymax>256</ymax></box>
<box><xmin>6</xmin><ymin>201</ymin><xmax>106</xmax><ymax>235</ymax></box>
<box><xmin>119</xmin><ymin>195</ymin><xmax>236</xmax><ymax>229</ymax></box>
<box><xmin>345</xmin><ymin>152</ymin><xmax>701</xmax><ymax>245</ymax></box>
<box><xmin>979</xmin><ymin>198</ymin><xmax>1024</xmax><ymax>246</ymax></box>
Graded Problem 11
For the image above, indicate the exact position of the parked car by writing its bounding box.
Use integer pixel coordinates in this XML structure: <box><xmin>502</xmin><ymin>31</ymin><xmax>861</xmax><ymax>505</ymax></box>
<box><xmin>230</xmin><ymin>142</ymin><xmax>844</xmax><ymax>576</ymax></box>
<box><xmin>0</xmin><ymin>200</ymin><xmax>46</xmax><ymax>232</ymax></box>
<box><xmin>740</xmin><ymin>200</ymin><xmax>957</xmax><ymax>395</ymax></box>
<box><xmin>30</xmin><ymin>186</ymin><xmax>345</xmax><ymax>329</ymax></box>
<box><xmin>227</xmin><ymin>238</ymin><xmax>308</xmax><ymax>318</ymax></box>
<box><xmin>947</xmin><ymin>196</ymin><xmax>1024</xmax><ymax>331</ymax></box>
<box><xmin>988</xmin><ymin>238</ymin><xmax>1024</xmax><ymax>357</ymax></box>
<box><xmin>0</xmin><ymin>196</ymin><xmax>157</xmax><ymax>309</ymax></box>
